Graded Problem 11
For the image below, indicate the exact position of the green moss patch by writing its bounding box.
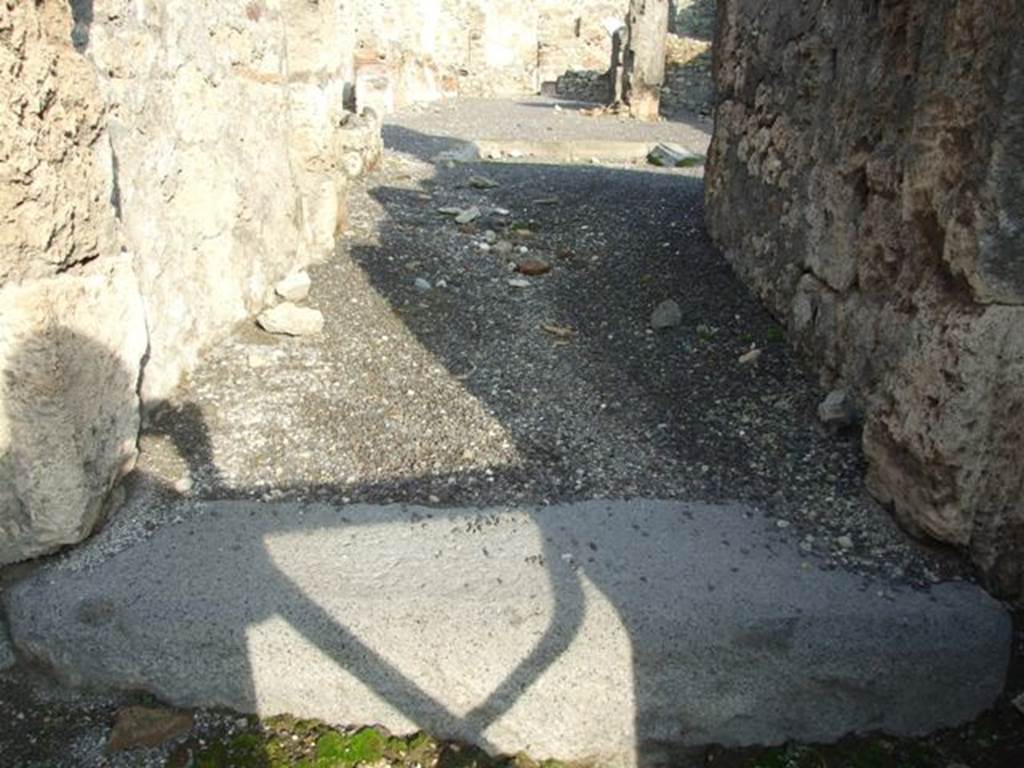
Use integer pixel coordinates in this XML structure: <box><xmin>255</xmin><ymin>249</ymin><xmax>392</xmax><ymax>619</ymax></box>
<box><xmin>313</xmin><ymin>727</ymin><xmax>387</xmax><ymax>767</ymax></box>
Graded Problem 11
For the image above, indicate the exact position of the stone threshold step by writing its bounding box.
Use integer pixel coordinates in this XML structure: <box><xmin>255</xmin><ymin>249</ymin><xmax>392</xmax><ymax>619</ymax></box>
<box><xmin>3</xmin><ymin>500</ymin><xmax>1010</xmax><ymax>768</ymax></box>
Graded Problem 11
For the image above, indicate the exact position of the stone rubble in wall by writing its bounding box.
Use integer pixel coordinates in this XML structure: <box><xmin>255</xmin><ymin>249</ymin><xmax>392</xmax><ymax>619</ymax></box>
<box><xmin>555</xmin><ymin>70</ymin><xmax>611</xmax><ymax>103</ymax></box>
<box><xmin>660</xmin><ymin>55</ymin><xmax>715</xmax><ymax>116</ymax></box>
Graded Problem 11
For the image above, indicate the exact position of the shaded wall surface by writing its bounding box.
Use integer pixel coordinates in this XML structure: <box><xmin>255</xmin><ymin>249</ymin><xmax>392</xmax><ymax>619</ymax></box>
<box><xmin>707</xmin><ymin>0</ymin><xmax>1024</xmax><ymax>598</ymax></box>
<box><xmin>0</xmin><ymin>0</ymin><xmax>379</xmax><ymax>563</ymax></box>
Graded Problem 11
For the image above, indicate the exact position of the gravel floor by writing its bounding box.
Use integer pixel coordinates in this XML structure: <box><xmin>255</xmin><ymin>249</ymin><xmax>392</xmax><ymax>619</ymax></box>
<box><xmin>102</xmin><ymin>97</ymin><xmax>970</xmax><ymax>589</ymax></box>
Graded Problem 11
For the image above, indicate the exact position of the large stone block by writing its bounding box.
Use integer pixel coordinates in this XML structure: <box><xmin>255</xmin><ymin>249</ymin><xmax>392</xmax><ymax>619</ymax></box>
<box><xmin>0</xmin><ymin>258</ymin><xmax>147</xmax><ymax>564</ymax></box>
<box><xmin>865</xmin><ymin>306</ymin><xmax>1024</xmax><ymax>595</ymax></box>
<box><xmin>0</xmin><ymin>1</ymin><xmax>146</xmax><ymax>563</ymax></box>
<box><xmin>4</xmin><ymin>501</ymin><xmax>1011</xmax><ymax>766</ymax></box>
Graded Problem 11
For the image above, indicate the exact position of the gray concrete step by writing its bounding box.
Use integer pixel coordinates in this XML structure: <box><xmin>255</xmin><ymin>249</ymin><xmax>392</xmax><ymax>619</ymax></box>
<box><xmin>3</xmin><ymin>500</ymin><xmax>1011</xmax><ymax>767</ymax></box>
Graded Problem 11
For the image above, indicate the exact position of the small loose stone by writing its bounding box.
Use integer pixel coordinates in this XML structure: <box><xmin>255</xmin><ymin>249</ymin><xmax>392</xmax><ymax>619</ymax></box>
<box><xmin>650</xmin><ymin>299</ymin><xmax>682</xmax><ymax>329</ymax></box>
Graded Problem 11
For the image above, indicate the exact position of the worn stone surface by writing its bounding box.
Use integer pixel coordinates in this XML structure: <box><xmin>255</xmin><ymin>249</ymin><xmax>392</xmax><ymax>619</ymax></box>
<box><xmin>707</xmin><ymin>0</ymin><xmax>1024</xmax><ymax>599</ymax></box>
<box><xmin>4</xmin><ymin>501</ymin><xmax>1011</xmax><ymax>766</ymax></box>
<box><xmin>385</xmin><ymin>96</ymin><xmax>711</xmax><ymax>154</ymax></box>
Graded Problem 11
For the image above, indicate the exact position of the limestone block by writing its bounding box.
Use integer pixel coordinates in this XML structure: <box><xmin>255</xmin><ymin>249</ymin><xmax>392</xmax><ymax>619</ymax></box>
<box><xmin>0</xmin><ymin>257</ymin><xmax>147</xmax><ymax>564</ymax></box>
<box><xmin>3</xmin><ymin>501</ymin><xmax>1011</xmax><ymax>765</ymax></box>
<box><xmin>275</xmin><ymin>272</ymin><xmax>312</xmax><ymax>303</ymax></box>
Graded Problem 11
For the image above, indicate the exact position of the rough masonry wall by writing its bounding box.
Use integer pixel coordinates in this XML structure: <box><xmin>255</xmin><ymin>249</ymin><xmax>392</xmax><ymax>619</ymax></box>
<box><xmin>0</xmin><ymin>0</ymin><xmax>146</xmax><ymax>563</ymax></box>
<box><xmin>349</xmin><ymin>0</ymin><xmax>628</xmax><ymax>107</ymax></box>
<box><xmin>347</xmin><ymin>0</ymin><xmax>717</xmax><ymax>117</ymax></box>
<box><xmin>82</xmin><ymin>0</ymin><xmax>378</xmax><ymax>401</ymax></box>
<box><xmin>707</xmin><ymin>0</ymin><xmax>1024</xmax><ymax>598</ymax></box>
<box><xmin>0</xmin><ymin>0</ymin><xmax>378</xmax><ymax>563</ymax></box>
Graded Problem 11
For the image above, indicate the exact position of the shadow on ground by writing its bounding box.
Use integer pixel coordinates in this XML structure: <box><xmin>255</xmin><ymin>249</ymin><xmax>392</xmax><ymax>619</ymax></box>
<box><xmin>369</xmin><ymin>125</ymin><xmax>869</xmax><ymax>511</ymax></box>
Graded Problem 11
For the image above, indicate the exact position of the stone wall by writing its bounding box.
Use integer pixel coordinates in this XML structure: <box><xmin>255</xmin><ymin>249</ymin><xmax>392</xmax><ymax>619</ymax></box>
<box><xmin>707</xmin><ymin>0</ymin><xmax>1024</xmax><ymax>598</ymax></box>
<box><xmin>660</xmin><ymin>33</ymin><xmax>713</xmax><ymax>117</ymax></box>
<box><xmin>669</xmin><ymin>0</ymin><xmax>714</xmax><ymax>40</ymax></box>
<box><xmin>345</xmin><ymin>0</ymin><xmax>715</xmax><ymax>117</ymax></box>
<box><xmin>537</xmin><ymin>0</ymin><xmax>627</xmax><ymax>89</ymax></box>
<box><xmin>84</xmin><ymin>0</ymin><xmax>381</xmax><ymax>401</ymax></box>
<box><xmin>348</xmin><ymin>0</ymin><xmax>628</xmax><ymax>108</ymax></box>
<box><xmin>0</xmin><ymin>0</ymin><xmax>378</xmax><ymax>563</ymax></box>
